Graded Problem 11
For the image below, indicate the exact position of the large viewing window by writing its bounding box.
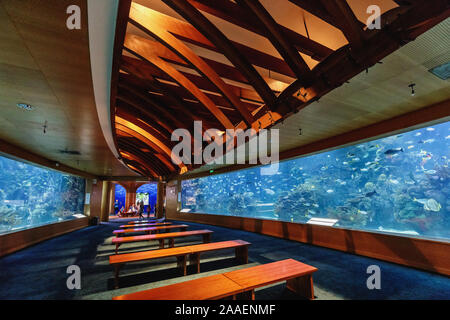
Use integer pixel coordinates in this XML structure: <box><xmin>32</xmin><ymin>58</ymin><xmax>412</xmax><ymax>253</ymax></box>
<box><xmin>182</xmin><ymin>121</ymin><xmax>450</xmax><ymax>241</ymax></box>
<box><xmin>0</xmin><ymin>155</ymin><xmax>86</xmax><ymax>235</ymax></box>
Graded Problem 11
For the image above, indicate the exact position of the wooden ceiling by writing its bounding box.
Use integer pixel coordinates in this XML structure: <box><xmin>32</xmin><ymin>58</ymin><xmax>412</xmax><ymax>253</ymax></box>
<box><xmin>111</xmin><ymin>0</ymin><xmax>450</xmax><ymax>180</ymax></box>
<box><xmin>0</xmin><ymin>0</ymin><xmax>136</xmax><ymax>177</ymax></box>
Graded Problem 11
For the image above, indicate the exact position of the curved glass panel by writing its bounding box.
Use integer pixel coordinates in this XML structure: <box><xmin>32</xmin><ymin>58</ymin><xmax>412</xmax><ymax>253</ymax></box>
<box><xmin>0</xmin><ymin>155</ymin><xmax>86</xmax><ymax>235</ymax></box>
<box><xmin>182</xmin><ymin>121</ymin><xmax>450</xmax><ymax>241</ymax></box>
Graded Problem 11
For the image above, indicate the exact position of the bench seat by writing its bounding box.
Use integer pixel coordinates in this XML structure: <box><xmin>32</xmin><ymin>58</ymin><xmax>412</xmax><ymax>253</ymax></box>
<box><xmin>112</xmin><ymin>259</ymin><xmax>317</xmax><ymax>300</ymax></box>
<box><xmin>109</xmin><ymin>240</ymin><xmax>250</xmax><ymax>288</ymax></box>
<box><xmin>119</xmin><ymin>222</ymin><xmax>172</xmax><ymax>228</ymax></box>
<box><xmin>111</xmin><ymin>229</ymin><xmax>213</xmax><ymax>254</ymax></box>
<box><xmin>113</xmin><ymin>274</ymin><xmax>243</xmax><ymax>300</ymax></box>
<box><xmin>113</xmin><ymin>224</ymin><xmax>188</xmax><ymax>236</ymax></box>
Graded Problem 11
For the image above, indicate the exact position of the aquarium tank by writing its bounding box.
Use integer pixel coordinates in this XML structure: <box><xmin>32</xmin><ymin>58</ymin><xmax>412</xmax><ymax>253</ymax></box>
<box><xmin>0</xmin><ymin>154</ymin><xmax>86</xmax><ymax>235</ymax></box>
<box><xmin>181</xmin><ymin>121</ymin><xmax>450</xmax><ymax>241</ymax></box>
<box><xmin>114</xmin><ymin>184</ymin><xmax>126</xmax><ymax>212</ymax></box>
<box><xmin>136</xmin><ymin>183</ymin><xmax>157</xmax><ymax>213</ymax></box>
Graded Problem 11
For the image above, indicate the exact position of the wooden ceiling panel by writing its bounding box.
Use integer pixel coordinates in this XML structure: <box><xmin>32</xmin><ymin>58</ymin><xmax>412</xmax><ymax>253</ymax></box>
<box><xmin>0</xmin><ymin>0</ymin><xmax>136</xmax><ymax>177</ymax></box>
<box><xmin>111</xmin><ymin>0</ymin><xmax>449</xmax><ymax>179</ymax></box>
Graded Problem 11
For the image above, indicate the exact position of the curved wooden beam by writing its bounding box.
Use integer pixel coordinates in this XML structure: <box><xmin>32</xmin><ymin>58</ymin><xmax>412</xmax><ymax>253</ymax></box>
<box><xmin>189</xmin><ymin>0</ymin><xmax>333</xmax><ymax>61</ymax></box>
<box><xmin>276</xmin><ymin>0</ymin><xmax>450</xmax><ymax>115</ymax></box>
<box><xmin>116</xmin><ymin>95</ymin><xmax>173</xmax><ymax>138</ymax></box>
<box><xmin>289</xmin><ymin>0</ymin><xmax>361</xmax><ymax>32</ymax></box>
<box><xmin>115</xmin><ymin>117</ymin><xmax>181</xmax><ymax>172</ymax></box>
<box><xmin>235</xmin><ymin>0</ymin><xmax>311</xmax><ymax>82</ymax></box>
<box><xmin>115</xmin><ymin>105</ymin><xmax>173</xmax><ymax>148</ymax></box>
<box><xmin>319</xmin><ymin>0</ymin><xmax>365</xmax><ymax>48</ymax></box>
<box><xmin>118</xmin><ymin>138</ymin><xmax>172</xmax><ymax>177</ymax></box>
<box><xmin>120</xmin><ymin>151</ymin><xmax>159</xmax><ymax>179</ymax></box>
<box><xmin>118</xmin><ymin>77</ymin><xmax>188</xmax><ymax>130</ymax></box>
<box><xmin>129</xmin><ymin>2</ymin><xmax>255</xmax><ymax>126</ymax></box>
<box><xmin>160</xmin><ymin>0</ymin><xmax>278</xmax><ymax>110</ymax></box>
<box><xmin>122</xmin><ymin>159</ymin><xmax>150</xmax><ymax>177</ymax></box>
<box><xmin>120</xmin><ymin>57</ymin><xmax>213</xmax><ymax>127</ymax></box>
<box><xmin>124</xmin><ymin>34</ymin><xmax>235</xmax><ymax>130</ymax></box>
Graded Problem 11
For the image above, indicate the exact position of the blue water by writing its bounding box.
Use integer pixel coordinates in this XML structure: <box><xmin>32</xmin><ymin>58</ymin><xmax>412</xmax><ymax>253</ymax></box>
<box><xmin>0</xmin><ymin>155</ymin><xmax>86</xmax><ymax>235</ymax></box>
<box><xmin>114</xmin><ymin>184</ymin><xmax>126</xmax><ymax>212</ymax></box>
<box><xmin>136</xmin><ymin>183</ymin><xmax>157</xmax><ymax>213</ymax></box>
<box><xmin>182</xmin><ymin>121</ymin><xmax>450</xmax><ymax>241</ymax></box>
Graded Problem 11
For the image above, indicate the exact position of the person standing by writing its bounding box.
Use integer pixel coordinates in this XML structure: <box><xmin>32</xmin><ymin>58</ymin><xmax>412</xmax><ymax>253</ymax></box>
<box><xmin>114</xmin><ymin>200</ymin><xmax>119</xmax><ymax>215</ymax></box>
<box><xmin>146</xmin><ymin>203</ymin><xmax>152</xmax><ymax>219</ymax></box>
<box><xmin>138</xmin><ymin>200</ymin><xmax>144</xmax><ymax>219</ymax></box>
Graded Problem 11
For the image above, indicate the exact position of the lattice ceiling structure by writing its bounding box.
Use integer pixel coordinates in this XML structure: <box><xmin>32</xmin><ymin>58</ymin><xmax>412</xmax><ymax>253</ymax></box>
<box><xmin>110</xmin><ymin>0</ymin><xmax>450</xmax><ymax>180</ymax></box>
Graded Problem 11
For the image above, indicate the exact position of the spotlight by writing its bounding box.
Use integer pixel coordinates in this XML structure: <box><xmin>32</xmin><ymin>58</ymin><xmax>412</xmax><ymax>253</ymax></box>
<box><xmin>408</xmin><ymin>83</ymin><xmax>416</xmax><ymax>96</ymax></box>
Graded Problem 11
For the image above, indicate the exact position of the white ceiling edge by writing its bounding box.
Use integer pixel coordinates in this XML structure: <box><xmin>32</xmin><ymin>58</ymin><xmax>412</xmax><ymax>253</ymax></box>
<box><xmin>87</xmin><ymin>0</ymin><xmax>131</xmax><ymax>172</ymax></box>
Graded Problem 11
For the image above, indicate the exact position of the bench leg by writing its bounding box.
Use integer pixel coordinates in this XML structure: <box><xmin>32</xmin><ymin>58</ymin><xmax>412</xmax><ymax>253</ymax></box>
<box><xmin>202</xmin><ymin>234</ymin><xmax>211</xmax><ymax>243</ymax></box>
<box><xmin>115</xmin><ymin>243</ymin><xmax>121</xmax><ymax>255</ymax></box>
<box><xmin>286</xmin><ymin>274</ymin><xmax>315</xmax><ymax>300</ymax></box>
<box><xmin>235</xmin><ymin>246</ymin><xmax>248</xmax><ymax>264</ymax></box>
<box><xmin>114</xmin><ymin>264</ymin><xmax>123</xmax><ymax>289</ymax></box>
<box><xmin>236</xmin><ymin>290</ymin><xmax>255</xmax><ymax>300</ymax></box>
<box><xmin>189</xmin><ymin>253</ymin><xmax>201</xmax><ymax>273</ymax></box>
<box><xmin>176</xmin><ymin>255</ymin><xmax>187</xmax><ymax>276</ymax></box>
<box><xmin>159</xmin><ymin>239</ymin><xmax>164</xmax><ymax>249</ymax></box>
<box><xmin>169</xmin><ymin>238</ymin><xmax>175</xmax><ymax>248</ymax></box>
<box><xmin>181</xmin><ymin>227</ymin><xmax>187</xmax><ymax>232</ymax></box>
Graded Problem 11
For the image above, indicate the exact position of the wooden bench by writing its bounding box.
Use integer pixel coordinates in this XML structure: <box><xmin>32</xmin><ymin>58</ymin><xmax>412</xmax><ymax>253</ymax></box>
<box><xmin>113</xmin><ymin>224</ymin><xmax>188</xmax><ymax>236</ymax></box>
<box><xmin>224</xmin><ymin>258</ymin><xmax>317</xmax><ymax>300</ymax></box>
<box><xmin>112</xmin><ymin>259</ymin><xmax>317</xmax><ymax>300</ymax></box>
<box><xmin>111</xmin><ymin>229</ymin><xmax>213</xmax><ymax>254</ymax></box>
<box><xmin>119</xmin><ymin>222</ymin><xmax>172</xmax><ymax>228</ymax></box>
<box><xmin>109</xmin><ymin>240</ymin><xmax>250</xmax><ymax>288</ymax></box>
<box><xmin>127</xmin><ymin>219</ymin><xmax>159</xmax><ymax>224</ymax></box>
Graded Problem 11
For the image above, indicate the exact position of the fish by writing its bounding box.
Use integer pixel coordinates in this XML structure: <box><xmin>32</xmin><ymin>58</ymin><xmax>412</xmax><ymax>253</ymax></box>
<box><xmin>365</xmin><ymin>190</ymin><xmax>377</xmax><ymax>197</ymax></box>
<box><xmin>384</xmin><ymin>148</ymin><xmax>403</xmax><ymax>155</ymax></box>
<box><xmin>426</xmin><ymin>128</ymin><xmax>435</xmax><ymax>131</ymax></box>
<box><xmin>264</xmin><ymin>189</ymin><xmax>275</xmax><ymax>195</ymax></box>
<box><xmin>424</xmin><ymin>170</ymin><xmax>437</xmax><ymax>174</ymax></box>
<box><xmin>405</xmin><ymin>140</ymin><xmax>414</xmax><ymax>144</ymax></box>
<box><xmin>326</xmin><ymin>189</ymin><xmax>334</xmax><ymax>193</ymax></box>
<box><xmin>389</xmin><ymin>179</ymin><xmax>400</xmax><ymax>184</ymax></box>
<box><xmin>446</xmin><ymin>135</ymin><xmax>450</xmax><ymax>140</ymax></box>
<box><xmin>347</xmin><ymin>153</ymin><xmax>356</xmax><ymax>158</ymax></box>
<box><xmin>358</xmin><ymin>210</ymin><xmax>368</xmax><ymax>215</ymax></box>
<box><xmin>415</xmin><ymin>132</ymin><xmax>422</xmax><ymax>137</ymax></box>
<box><xmin>360</xmin><ymin>168</ymin><xmax>369</xmax><ymax>172</ymax></box>
<box><xmin>423</xmin><ymin>139</ymin><xmax>435</xmax><ymax>144</ymax></box>
<box><xmin>407</xmin><ymin>145</ymin><xmax>415</xmax><ymax>149</ymax></box>
<box><xmin>414</xmin><ymin>198</ymin><xmax>441</xmax><ymax>212</ymax></box>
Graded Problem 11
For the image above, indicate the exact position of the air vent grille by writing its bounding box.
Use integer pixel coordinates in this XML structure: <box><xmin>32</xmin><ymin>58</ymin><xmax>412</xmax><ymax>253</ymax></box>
<box><xmin>429</xmin><ymin>62</ymin><xmax>450</xmax><ymax>80</ymax></box>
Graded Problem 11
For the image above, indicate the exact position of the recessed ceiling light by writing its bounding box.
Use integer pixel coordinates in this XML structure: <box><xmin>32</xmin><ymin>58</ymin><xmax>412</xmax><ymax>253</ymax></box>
<box><xmin>16</xmin><ymin>103</ymin><xmax>34</xmax><ymax>111</ymax></box>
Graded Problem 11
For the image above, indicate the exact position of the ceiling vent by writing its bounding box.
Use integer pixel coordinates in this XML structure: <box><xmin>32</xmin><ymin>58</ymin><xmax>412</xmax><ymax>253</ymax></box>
<box><xmin>58</xmin><ymin>149</ymin><xmax>81</xmax><ymax>155</ymax></box>
<box><xmin>429</xmin><ymin>62</ymin><xmax>450</xmax><ymax>80</ymax></box>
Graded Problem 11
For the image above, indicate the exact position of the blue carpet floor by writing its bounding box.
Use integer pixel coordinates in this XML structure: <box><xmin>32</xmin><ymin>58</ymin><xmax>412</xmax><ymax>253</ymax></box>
<box><xmin>0</xmin><ymin>219</ymin><xmax>449</xmax><ymax>300</ymax></box>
